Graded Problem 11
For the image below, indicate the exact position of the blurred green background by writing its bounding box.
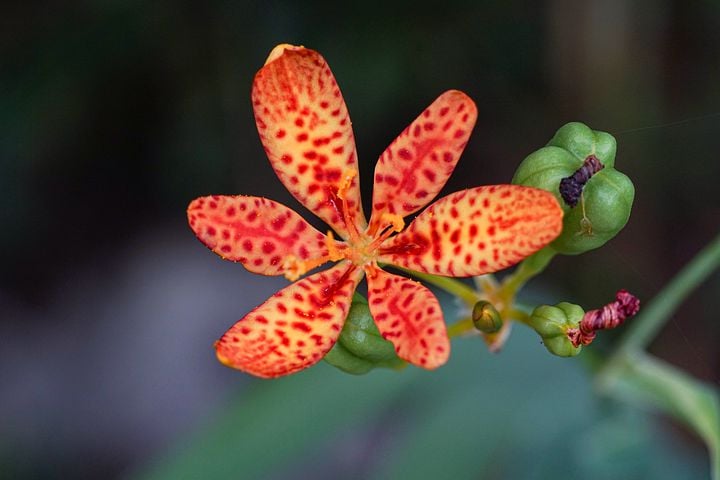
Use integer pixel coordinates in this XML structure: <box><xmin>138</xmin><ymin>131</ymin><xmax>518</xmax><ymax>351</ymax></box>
<box><xmin>1</xmin><ymin>1</ymin><xmax>719</xmax><ymax>478</ymax></box>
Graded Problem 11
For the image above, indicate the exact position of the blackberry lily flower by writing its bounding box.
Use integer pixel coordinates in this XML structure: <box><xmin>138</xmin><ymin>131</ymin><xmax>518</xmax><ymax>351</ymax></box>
<box><xmin>187</xmin><ymin>44</ymin><xmax>563</xmax><ymax>378</ymax></box>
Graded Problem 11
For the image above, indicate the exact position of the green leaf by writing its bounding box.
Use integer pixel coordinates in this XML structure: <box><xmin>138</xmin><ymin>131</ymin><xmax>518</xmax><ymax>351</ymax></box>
<box><xmin>598</xmin><ymin>351</ymin><xmax>720</xmax><ymax>479</ymax></box>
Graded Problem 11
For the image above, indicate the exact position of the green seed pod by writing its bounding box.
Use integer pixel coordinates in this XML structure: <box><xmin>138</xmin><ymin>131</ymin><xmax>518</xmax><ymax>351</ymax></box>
<box><xmin>324</xmin><ymin>294</ymin><xmax>402</xmax><ymax>375</ymax></box>
<box><xmin>527</xmin><ymin>302</ymin><xmax>585</xmax><ymax>357</ymax></box>
<box><xmin>512</xmin><ymin>122</ymin><xmax>635</xmax><ymax>255</ymax></box>
<box><xmin>472</xmin><ymin>300</ymin><xmax>503</xmax><ymax>333</ymax></box>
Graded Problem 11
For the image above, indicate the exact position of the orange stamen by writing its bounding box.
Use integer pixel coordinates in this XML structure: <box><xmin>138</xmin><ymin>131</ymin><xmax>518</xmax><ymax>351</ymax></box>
<box><xmin>325</xmin><ymin>231</ymin><xmax>345</xmax><ymax>262</ymax></box>
<box><xmin>281</xmin><ymin>254</ymin><xmax>332</xmax><ymax>281</ymax></box>
<box><xmin>368</xmin><ymin>212</ymin><xmax>405</xmax><ymax>251</ymax></box>
<box><xmin>336</xmin><ymin>170</ymin><xmax>361</xmax><ymax>244</ymax></box>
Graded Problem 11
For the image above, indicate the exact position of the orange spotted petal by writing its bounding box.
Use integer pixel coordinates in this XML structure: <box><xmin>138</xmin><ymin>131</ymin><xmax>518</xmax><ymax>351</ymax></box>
<box><xmin>378</xmin><ymin>185</ymin><xmax>563</xmax><ymax>276</ymax></box>
<box><xmin>215</xmin><ymin>261</ymin><xmax>364</xmax><ymax>378</ymax></box>
<box><xmin>368</xmin><ymin>90</ymin><xmax>477</xmax><ymax>234</ymax></box>
<box><xmin>252</xmin><ymin>45</ymin><xmax>366</xmax><ymax>240</ymax></box>
<box><xmin>188</xmin><ymin>195</ymin><xmax>337</xmax><ymax>278</ymax></box>
<box><xmin>366</xmin><ymin>267</ymin><xmax>449</xmax><ymax>369</ymax></box>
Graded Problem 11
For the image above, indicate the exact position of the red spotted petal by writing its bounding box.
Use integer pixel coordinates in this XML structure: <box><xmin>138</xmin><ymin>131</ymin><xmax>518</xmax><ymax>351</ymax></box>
<box><xmin>368</xmin><ymin>90</ymin><xmax>477</xmax><ymax>234</ymax></box>
<box><xmin>215</xmin><ymin>262</ymin><xmax>364</xmax><ymax>378</ymax></box>
<box><xmin>366</xmin><ymin>267</ymin><xmax>449</xmax><ymax>369</ymax></box>
<box><xmin>378</xmin><ymin>185</ymin><xmax>563</xmax><ymax>276</ymax></box>
<box><xmin>252</xmin><ymin>45</ymin><xmax>366</xmax><ymax>240</ymax></box>
<box><xmin>188</xmin><ymin>195</ymin><xmax>336</xmax><ymax>277</ymax></box>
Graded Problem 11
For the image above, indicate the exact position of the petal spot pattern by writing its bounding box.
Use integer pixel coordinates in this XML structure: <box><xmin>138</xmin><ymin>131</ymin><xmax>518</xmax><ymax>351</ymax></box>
<box><xmin>367</xmin><ymin>268</ymin><xmax>449</xmax><ymax>369</ymax></box>
<box><xmin>215</xmin><ymin>262</ymin><xmax>364</xmax><ymax>378</ymax></box>
<box><xmin>379</xmin><ymin>185</ymin><xmax>563</xmax><ymax>277</ymax></box>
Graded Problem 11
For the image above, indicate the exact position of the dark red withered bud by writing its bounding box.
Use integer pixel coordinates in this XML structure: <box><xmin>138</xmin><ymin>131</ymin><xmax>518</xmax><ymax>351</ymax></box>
<box><xmin>566</xmin><ymin>289</ymin><xmax>640</xmax><ymax>347</ymax></box>
<box><xmin>559</xmin><ymin>154</ymin><xmax>605</xmax><ymax>207</ymax></box>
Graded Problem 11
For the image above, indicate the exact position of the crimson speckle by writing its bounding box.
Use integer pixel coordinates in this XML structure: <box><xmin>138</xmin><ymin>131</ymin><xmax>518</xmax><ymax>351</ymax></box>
<box><xmin>291</xmin><ymin>321</ymin><xmax>311</xmax><ymax>332</ymax></box>
<box><xmin>398</xmin><ymin>148</ymin><xmax>413</xmax><ymax>160</ymax></box>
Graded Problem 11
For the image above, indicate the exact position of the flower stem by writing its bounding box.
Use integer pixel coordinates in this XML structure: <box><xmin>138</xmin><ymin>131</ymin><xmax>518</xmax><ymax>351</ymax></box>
<box><xmin>446</xmin><ymin>317</ymin><xmax>474</xmax><ymax>338</ymax></box>
<box><xmin>499</xmin><ymin>247</ymin><xmax>557</xmax><ymax>301</ymax></box>
<box><xmin>395</xmin><ymin>267</ymin><xmax>479</xmax><ymax>307</ymax></box>
<box><xmin>615</xmin><ymin>231</ymin><xmax>720</xmax><ymax>353</ymax></box>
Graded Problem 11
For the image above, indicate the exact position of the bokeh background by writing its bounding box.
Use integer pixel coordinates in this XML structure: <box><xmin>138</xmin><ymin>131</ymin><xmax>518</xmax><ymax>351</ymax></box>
<box><xmin>2</xmin><ymin>1</ymin><xmax>719</xmax><ymax>478</ymax></box>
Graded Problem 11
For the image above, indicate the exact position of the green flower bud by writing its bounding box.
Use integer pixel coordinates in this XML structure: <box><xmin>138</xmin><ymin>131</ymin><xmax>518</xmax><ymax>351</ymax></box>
<box><xmin>472</xmin><ymin>300</ymin><xmax>503</xmax><ymax>333</ymax></box>
<box><xmin>512</xmin><ymin>122</ymin><xmax>635</xmax><ymax>255</ymax></box>
<box><xmin>324</xmin><ymin>294</ymin><xmax>403</xmax><ymax>375</ymax></box>
<box><xmin>527</xmin><ymin>302</ymin><xmax>585</xmax><ymax>357</ymax></box>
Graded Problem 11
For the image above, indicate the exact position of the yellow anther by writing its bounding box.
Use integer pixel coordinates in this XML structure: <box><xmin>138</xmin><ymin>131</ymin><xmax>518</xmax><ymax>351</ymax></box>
<box><xmin>381</xmin><ymin>212</ymin><xmax>405</xmax><ymax>233</ymax></box>
<box><xmin>282</xmin><ymin>253</ymin><xmax>333</xmax><ymax>281</ymax></box>
<box><xmin>281</xmin><ymin>254</ymin><xmax>304</xmax><ymax>282</ymax></box>
<box><xmin>325</xmin><ymin>231</ymin><xmax>345</xmax><ymax>262</ymax></box>
<box><xmin>336</xmin><ymin>169</ymin><xmax>357</xmax><ymax>200</ymax></box>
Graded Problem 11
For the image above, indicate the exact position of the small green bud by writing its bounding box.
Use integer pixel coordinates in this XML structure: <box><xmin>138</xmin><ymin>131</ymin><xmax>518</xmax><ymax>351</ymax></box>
<box><xmin>324</xmin><ymin>294</ymin><xmax>402</xmax><ymax>375</ymax></box>
<box><xmin>512</xmin><ymin>122</ymin><xmax>635</xmax><ymax>255</ymax></box>
<box><xmin>472</xmin><ymin>301</ymin><xmax>503</xmax><ymax>333</ymax></box>
<box><xmin>527</xmin><ymin>302</ymin><xmax>585</xmax><ymax>357</ymax></box>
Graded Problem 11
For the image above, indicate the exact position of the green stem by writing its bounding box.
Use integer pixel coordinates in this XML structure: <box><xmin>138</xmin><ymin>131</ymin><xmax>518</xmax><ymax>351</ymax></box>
<box><xmin>447</xmin><ymin>317</ymin><xmax>474</xmax><ymax>338</ymax></box>
<box><xmin>616</xmin><ymin>231</ymin><xmax>720</xmax><ymax>353</ymax></box>
<box><xmin>500</xmin><ymin>247</ymin><xmax>557</xmax><ymax>300</ymax></box>
<box><xmin>395</xmin><ymin>267</ymin><xmax>479</xmax><ymax>307</ymax></box>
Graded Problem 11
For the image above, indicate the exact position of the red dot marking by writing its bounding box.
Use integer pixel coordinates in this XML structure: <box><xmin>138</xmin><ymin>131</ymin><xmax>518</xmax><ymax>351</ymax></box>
<box><xmin>469</xmin><ymin>225</ymin><xmax>478</xmax><ymax>237</ymax></box>
<box><xmin>295</xmin><ymin>117</ymin><xmax>304</xmax><ymax>127</ymax></box>
<box><xmin>487</xmin><ymin>226</ymin><xmax>496</xmax><ymax>236</ymax></box>
<box><xmin>226</xmin><ymin>207</ymin><xmax>236</xmax><ymax>216</ymax></box>
<box><xmin>297</xmin><ymin>133</ymin><xmax>308</xmax><ymax>142</ymax></box>
<box><xmin>221</xmin><ymin>245</ymin><xmax>231</xmax><ymax>252</ymax></box>
<box><xmin>276</xmin><ymin>129</ymin><xmax>286</xmax><ymax>138</ymax></box>
<box><xmin>277</xmin><ymin>304</ymin><xmax>287</xmax><ymax>313</ymax></box>
<box><xmin>398</xmin><ymin>148</ymin><xmax>413</xmax><ymax>160</ymax></box>
<box><xmin>281</xmin><ymin>154</ymin><xmax>293</xmax><ymax>164</ymax></box>
<box><xmin>207</xmin><ymin>226</ymin><xmax>216</xmax><ymax>236</ymax></box>
<box><xmin>439</xmin><ymin>106</ymin><xmax>450</xmax><ymax>116</ymax></box>
<box><xmin>385</xmin><ymin>176</ymin><xmax>399</xmax><ymax>186</ymax></box>
<box><xmin>304</xmin><ymin>151</ymin><xmax>317</xmax><ymax>160</ymax></box>
<box><xmin>291</xmin><ymin>321</ymin><xmax>311</xmax><ymax>332</ymax></box>
<box><xmin>262</xmin><ymin>241</ymin><xmax>276</xmax><ymax>254</ymax></box>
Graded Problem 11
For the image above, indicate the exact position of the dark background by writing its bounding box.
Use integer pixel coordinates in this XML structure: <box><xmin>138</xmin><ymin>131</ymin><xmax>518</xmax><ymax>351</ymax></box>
<box><xmin>2</xmin><ymin>1</ymin><xmax>719</xmax><ymax>478</ymax></box>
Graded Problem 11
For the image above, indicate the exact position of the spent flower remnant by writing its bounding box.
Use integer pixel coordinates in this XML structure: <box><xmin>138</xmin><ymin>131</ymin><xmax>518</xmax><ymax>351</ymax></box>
<box><xmin>187</xmin><ymin>44</ymin><xmax>564</xmax><ymax>378</ymax></box>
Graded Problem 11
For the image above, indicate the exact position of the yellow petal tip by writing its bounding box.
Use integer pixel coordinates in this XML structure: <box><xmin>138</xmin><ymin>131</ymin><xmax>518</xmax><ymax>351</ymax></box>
<box><xmin>265</xmin><ymin>43</ymin><xmax>305</xmax><ymax>65</ymax></box>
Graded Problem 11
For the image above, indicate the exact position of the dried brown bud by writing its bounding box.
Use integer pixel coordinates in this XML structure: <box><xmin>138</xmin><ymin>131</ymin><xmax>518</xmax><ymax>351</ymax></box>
<box><xmin>567</xmin><ymin>290</ymin><xmax>640</xmax><ymax>347</ymax></box>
